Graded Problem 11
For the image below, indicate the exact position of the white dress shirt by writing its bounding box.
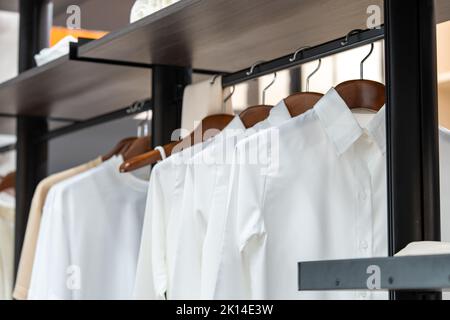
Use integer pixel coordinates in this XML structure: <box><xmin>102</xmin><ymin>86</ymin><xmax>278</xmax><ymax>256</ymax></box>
<box><xmin>29</xmin><ymin>156</ymin><xmax>148</xmax><ymax>300</ymax></box>
<box><xmin>133</xmin><ymin>116</ymin><xmax>246</xmax><ymax>300</ymax></box>
<box><xmin>214</xmin><ymin>88</ymin><xmax>389</xmax><ymax>300</ymax></box>
<box><xmin>173</xmin><ymin>100</ymin><xmax>292</xmax><ymax>299</ymax></box>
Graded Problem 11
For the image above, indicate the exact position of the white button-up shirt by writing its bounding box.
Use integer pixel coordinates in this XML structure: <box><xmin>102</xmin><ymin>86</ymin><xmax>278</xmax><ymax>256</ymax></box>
<box><xmin>133</xmin><ymin>116</ymin><xmax>247</xmax><ymax>300</ymax></box>
<box><xmin>214</xmin><ymin>88</ymin><xmax>389</xmax><ymax>300</ymax></box>
<box><xmin>172</xmin><ymin>101</ymin><xmax>292</xmax><ymax>299</ymax></box>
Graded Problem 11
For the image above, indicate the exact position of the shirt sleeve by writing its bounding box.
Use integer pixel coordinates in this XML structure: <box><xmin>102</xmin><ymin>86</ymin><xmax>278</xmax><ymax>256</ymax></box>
<box><xmin>28</xmin><ymin>186</ymin><xmax>72</xmax><ymax>300</ymax></box>
<box><xmin>150</xmin><ymin>165</ymin><xmax>171</xmax><ymax>300</ymax></box>
<box><xmin>133</xmin><ymin>166</ymin><xmax>165</xmax><ymax>300</ymax></box>
<box><xmin>133</xmin><ymin>179</ymin><xmax>157</xmax><ymax>300</ymax></box>
<box><xmin>213</xmin><ymin>132</ymin><xmax>271</xmax><ymax>300</ymax></box>
<box><xmin>171</xmin><ymin>152</ymin><xmax>217</xmax><ymax>299</ymax></box>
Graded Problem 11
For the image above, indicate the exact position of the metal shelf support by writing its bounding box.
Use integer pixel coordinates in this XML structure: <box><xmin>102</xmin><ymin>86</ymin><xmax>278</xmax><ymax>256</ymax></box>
<box><xmin>384</xmin><ymin>0</ymin><xmax>441</xmax><ymax>300</ymax></box>
<box><xmin>70</xmin><ymin>39</ymin><xmax>227</xmax><ymax>76</ymax></box>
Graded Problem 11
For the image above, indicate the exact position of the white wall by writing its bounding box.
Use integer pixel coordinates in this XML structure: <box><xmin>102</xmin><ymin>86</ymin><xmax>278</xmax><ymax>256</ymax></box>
<box><xmin>0</xmin><ymin>10</ymin><xmax>19</xmax><ymax>175</ymax></box>
<box><xmin>0</xmin><ymin>10</ymin><xmax>18</xmax><ymax>83</ymax></box>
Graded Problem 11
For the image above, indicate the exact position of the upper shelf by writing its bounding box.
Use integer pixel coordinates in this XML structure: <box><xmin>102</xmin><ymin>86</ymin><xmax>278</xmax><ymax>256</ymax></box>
<box><xmin>0</xmin><ymin>55</ymin><xmax>151</xmax><ymax>121</ymax></box>
<box><xmin>79</xmin><ymin>0</ymin><xmax>450</xmax><ymax>73</ymax></box>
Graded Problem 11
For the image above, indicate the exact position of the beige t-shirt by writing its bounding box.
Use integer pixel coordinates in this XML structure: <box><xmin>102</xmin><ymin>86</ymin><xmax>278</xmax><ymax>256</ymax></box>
<box><xmin>0</xmin><ymin>195</ymin><xmax>15</xmax><ymax>300</ymax></box>
<box><xmin>13</xmin><ymin>158</ymin><xmax>102</xmax><ymax>300</ymax></box>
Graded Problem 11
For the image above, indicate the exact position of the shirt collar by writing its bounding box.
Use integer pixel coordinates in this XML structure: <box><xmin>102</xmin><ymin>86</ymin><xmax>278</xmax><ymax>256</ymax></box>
<box><xmin>268</xmin><ymin>99</ymin><xmax>291</xmax><ymax>126</ymax></box>
<box><xmin>366</xmin><ymin>105</ymin><xmax>386</xmax><ymax>155</ymax></box>
<box><xmin>245</xmin><ymin>99</ymin><xmax>292</xmax><ymax>136</ymax></box>
<box><xmin>314</xmin><ymin>88</ymin><xmax>386</xmax><ymax>156</ymax></box>
<box><xmin>214</xmin><ymin>115</ymin><xmax>246</xmax><ymax>142</ymax></box>
<box><xmin>224</xmin><ymin>115</ymin><xmax>246</xmax><ymax>132</ymax></box>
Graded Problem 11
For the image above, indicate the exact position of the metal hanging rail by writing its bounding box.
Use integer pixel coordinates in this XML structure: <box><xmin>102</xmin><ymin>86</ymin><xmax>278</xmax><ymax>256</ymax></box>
<box><xmin>38</xmin><ymin>99</ymin><xmax>153</xmax><ymax>141</ymax></box>
<box><xmin>221</xmin><ymin>27</ymin><xmax>384</xmax><ymax>87</ymax></box>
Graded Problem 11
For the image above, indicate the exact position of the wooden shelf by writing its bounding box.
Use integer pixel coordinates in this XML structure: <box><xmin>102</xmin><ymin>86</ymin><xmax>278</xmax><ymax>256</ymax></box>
<box><xmin>79</xmin><ymin>0</ymin><xmax>450</xmax><ymax>72</ymax></box>
<box><xmin>0</xmin><ymin>54</ymin><xmax>150</xmax><ymax>134</ymax></box>
<box><xmin>79</xmin><ymin>0</ymin><xmax>384</xmax><ymax>72</ymax></box>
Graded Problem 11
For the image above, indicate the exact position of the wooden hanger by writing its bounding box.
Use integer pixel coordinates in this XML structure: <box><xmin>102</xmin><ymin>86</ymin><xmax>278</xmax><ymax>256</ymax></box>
<box><xmin>239</xmin><ymin>105</ymin><xmax>272</xmax><ymax>128</ymax></box>
<box><xmin>334</xmin><ymin>41</ymin><xmax>385</xmax><ymax>111</ymax></box>
<box><xmin>284</xmin><ymin>92</ymin><xmax>323</xmax><ymax>117</ymax></box>
<box><xmin>335</xmin><ymin>79</ymin><xmax>385</xmax><ymax>111</ymax></box>
<box><xmin>122</xmin><ymin>136</ymin><xmax>152</xmax><ymax>161</ymax></box>
<box><xmin>102</xmin><ymin>137</ymin><xmax>137</xmax><ymax>161</ymax></box>
<box><xmin>120</xmin><ymin>114</ymin><xmax>235</xmax><ymax>172</ymax></box>
<box><xmin>120</xmin><ymin>66</ymin><xmax>280</xmax><ymax>173</ymax></box>
<box><xmin>0</xmin><ymin>172</ymin><xmax>16</xmax><ymax>192</ymax></box>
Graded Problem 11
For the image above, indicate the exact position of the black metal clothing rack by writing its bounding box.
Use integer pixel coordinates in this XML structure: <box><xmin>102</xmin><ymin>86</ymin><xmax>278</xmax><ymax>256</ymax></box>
<box><xmin>7</xmin><ymin>0</ymin><xmax>441</xmax><ymax>300</ymax></box>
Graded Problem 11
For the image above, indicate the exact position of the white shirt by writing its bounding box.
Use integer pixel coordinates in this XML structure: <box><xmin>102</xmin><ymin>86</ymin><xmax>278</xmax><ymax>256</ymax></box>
<box><xmin>214</xmin><ymin>88</ymin><xmax>389</xmax><ymax>300</ymax></box>
<box><xmin>133</xmin><ymin>116</ymin><xmax>245</xmax><ymax>300</ymax></box>
<box><xmin>173</xmin><ymin>100</ymin><xmax>292</xmax><ymax>299</ymax></box>
<box><xmin>29</xmin><ymin>156</ymin><xmax>148</xmax><ymax>300</ymax></box>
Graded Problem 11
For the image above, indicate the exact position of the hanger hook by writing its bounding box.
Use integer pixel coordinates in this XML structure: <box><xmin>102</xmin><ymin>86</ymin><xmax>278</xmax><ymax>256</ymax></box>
<box><xmin>289</xmin><ymin>46</ymin><xmax>310</xmax><ymax>62</ymax></box>
<box><xmin>262</xmin><ymin>72</ymin><xmax>277</xmax><ymax>105</ymax></box>
<box><xmin>306</xmin><ymin>59</ymin><xmax>322</xmax><ymax>92</ymax></box>
<box><xmin>222</xmin><ymin>85</ymin><xmax>235</xmax><ymax>113</ymax></box>
<box><xmin>246</xmin><ymin>60</ymin><xmax>266</xmax><ymax>76</ymax></box>
<box><xmin>224</xmin><ymin>85</ymin><xmax>236</xmax><ymax>104</ymax></box>
<box><xmin>341</xmin><ymin>29</ymin><xmax>364</xmax><ymax>46</ymax></box>
<box><xmin>360</xmin><ymin>43</ymin><xmax>374</xmax><ymax>80</ymax></box>
<box><xmin>210</xmin><ymin>74</ymin><xmax>220</xmax><ymax>85</ymax></box>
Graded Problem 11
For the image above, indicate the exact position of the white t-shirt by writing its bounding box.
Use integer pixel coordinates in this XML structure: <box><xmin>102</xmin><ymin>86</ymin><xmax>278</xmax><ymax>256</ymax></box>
<box><xmin>29</xmin><ymin>156</ymin><xmax>148</xmax><ymax>300</ymax></box>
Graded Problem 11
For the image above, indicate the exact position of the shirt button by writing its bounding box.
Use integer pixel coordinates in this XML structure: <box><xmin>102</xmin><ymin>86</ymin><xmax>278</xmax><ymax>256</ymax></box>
<box><xmin>359</xmin><ymin>240</ymin><xmax>368</xmax><ymax>250</ymax></box>
<box><xmin>359</xmin><ymin>192</ymin><xmax>367</xmax><ymax>201</ymax></box>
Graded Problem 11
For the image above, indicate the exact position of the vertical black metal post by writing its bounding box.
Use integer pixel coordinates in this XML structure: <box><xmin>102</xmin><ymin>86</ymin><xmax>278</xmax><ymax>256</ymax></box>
<box><xmin>384</xmin><ymin>0</ymin><xmax>441</xmax><ymax>300</ymax></box>
<box><xmin>289</xmin><ymin>68</ymin><xmax>302</xmax><ymax>94</ymax></box>
<box><xmin>15</xmin><ymin>118</ymin><xmax>48</xmax><ymax>272</ymax></box>
<box><xmin>151</xmin><ymin>65</ymin><xmax>192</xmax><ymax>147</ymax></box>
<box><xmin>15</xmin><ymin>0</ymin><xmax>52</xmax><ymax>274</ymax></box>
<box><xmin>18</xmin><ymin>0</ymin><xmax>52</xmax><ymax>71</ymax></box>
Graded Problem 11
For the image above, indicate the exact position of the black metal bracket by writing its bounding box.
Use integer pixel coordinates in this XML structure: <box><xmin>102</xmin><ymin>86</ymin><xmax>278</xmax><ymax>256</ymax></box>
<box><xmin>38</xmin><ymin>98</ymin><xmax>153</xmax><ymax>141</ymax></box>
<box><xmin>222</xmin><ymin>27</ymin><xmax>384</xmax><ymax>87</ymax></box>
<box><xmin>69</xmin><ymin>39</ymin><xmax>154</xmax><ymax>69</ymax></box>
<box><xmin>69</xmin><ymin>38</ymin><xmax>228</xmax><ymax>76</ymax></box>
<box><xmin>298</xmin><ymin>255</ymin><xmax>450</xmax><ymax>292</ymax></box>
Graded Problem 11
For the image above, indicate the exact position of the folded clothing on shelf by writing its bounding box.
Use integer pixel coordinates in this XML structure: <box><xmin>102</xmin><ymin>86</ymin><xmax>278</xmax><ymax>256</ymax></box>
<box><xmin>130</xmin><ymin>0</ymin><xmax>180</xmax><ymax>23</ymax></box>
<box><xmin>395</xmin><ymin>241</ymin><xmax>450</xmax><ymax>256</ymax></box>
<box><xmin>34</xmin><ymin>35</ymin><xmax>78</xmax><ymax>67</ymax></box>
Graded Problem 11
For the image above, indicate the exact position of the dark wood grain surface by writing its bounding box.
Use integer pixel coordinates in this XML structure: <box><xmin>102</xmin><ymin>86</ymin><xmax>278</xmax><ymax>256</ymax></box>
<box><xmin>0</xmin><ymin>55</ymin><xmax>151</xmax><ymax>121</ymax></box>
<box><xmin>80</xmin><ymin>0</ymin><xmax>386</xmax><ymax>72</ymax></box>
